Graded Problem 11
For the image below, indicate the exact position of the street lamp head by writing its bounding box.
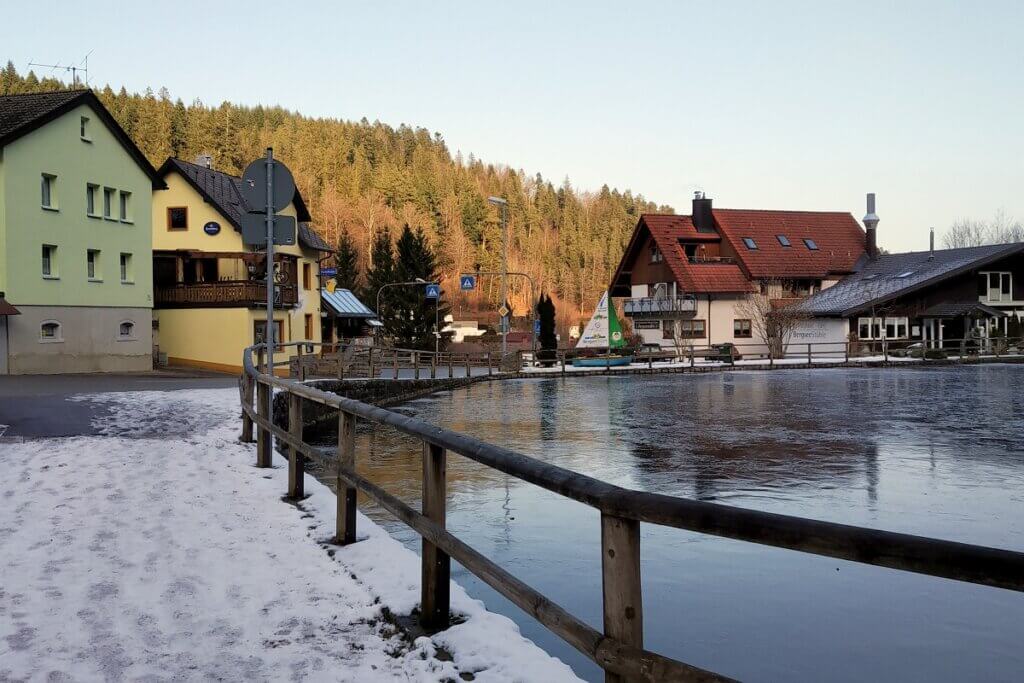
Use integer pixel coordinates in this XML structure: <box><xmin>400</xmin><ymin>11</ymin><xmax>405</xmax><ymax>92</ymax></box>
<box><xmin>414</xmin><ymin>277</ymin><xmax>426</xmax><ymax>283</ymax></box>
<box><xmin>487</xmin><ymin>196</ymin><xmax>507</xmax><ymax>206</ymax></box>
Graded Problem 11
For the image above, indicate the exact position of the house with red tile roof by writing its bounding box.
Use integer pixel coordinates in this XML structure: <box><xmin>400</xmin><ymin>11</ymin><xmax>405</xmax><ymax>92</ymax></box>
<box><xmin>609</xmin><ymin>193</ymin><xmax>868</xmax><ymax>350</ymax></box>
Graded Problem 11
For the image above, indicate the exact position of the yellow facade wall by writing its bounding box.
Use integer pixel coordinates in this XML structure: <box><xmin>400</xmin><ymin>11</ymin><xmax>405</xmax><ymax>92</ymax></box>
<box><xmin>152</xmin><ymin>168</ymin><xmax>323</xmax><ymax>374</ymax></box>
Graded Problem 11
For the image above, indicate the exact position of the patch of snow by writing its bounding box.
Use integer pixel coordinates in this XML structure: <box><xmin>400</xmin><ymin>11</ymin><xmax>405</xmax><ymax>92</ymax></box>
<box><xmin>1</xmin><ymin>388</ymin><xmax>581</xmax><ymax>682</ymax></box>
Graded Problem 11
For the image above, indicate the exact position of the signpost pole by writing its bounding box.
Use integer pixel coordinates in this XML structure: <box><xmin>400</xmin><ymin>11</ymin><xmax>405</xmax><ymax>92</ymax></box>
<box><xmin>265</xmin><ymin>148</ymin><xmax>275</xmax><ymax>387</ymax></box>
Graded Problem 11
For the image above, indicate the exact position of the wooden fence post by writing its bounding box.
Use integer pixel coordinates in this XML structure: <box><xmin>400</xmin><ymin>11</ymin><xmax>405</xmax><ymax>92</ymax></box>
<box><xmin>394</xmin><ymin>350</ymin><xmax>400</xmax><ymax>380</ymax></box>
<box><xmin>336</xmin><ymin>410</ymin><xmax>357</xmax><ymax>544</ymax></box>
<box><xmin>240</xmin><ymin>374</ymin><xmax>254</xmax><ymax>443</ymax></box>
<box><xmin>487</xmin><ymin>352</ymin><xmax>492</xmax><ymax>376</ymax></box>
<box><xmin>807</xmin><ymin>343</ymin><xmax>812</xmax><ymax>364</ymax></box>
<box><xmin>421</xmin><ymin>441</ymin><xmax>450</xmax><ymax>629</ymax></box>
<box><xmin>601</xmin><ymin>513</ymin><xmax>642</xmax><ymax>683</ymax></box>
<box><xmin>844</xmin><ymin>341</ymin><xmax>849</xmax><ymax>364</ymax></box>
<box><xmin>287</xmin><ymin>393</ymin><xmax>305</xmax><ymax>499</ymax></box>
<box><xmin>414</xmin><ymin>351</ymin><xmax>420</xmax><ymax>380</ymax></box>
<box><xmin>465</xmin><ymin>354</ymin><xmax>471</xmax><ymax>378</ymax></box>
<box><xmin>561</xmin><ymin>352</ymin><xmax>566</xmax><ymax>375</ymax></box>
<box><xmin>447</xmin><ymin>353</ymin><xmax>453</xmax><ymax>379</ymax></box>
<box><xmin>256</xmin><ymin>380</ymin><xmax>272</xmax><ymax>468</ymax></box>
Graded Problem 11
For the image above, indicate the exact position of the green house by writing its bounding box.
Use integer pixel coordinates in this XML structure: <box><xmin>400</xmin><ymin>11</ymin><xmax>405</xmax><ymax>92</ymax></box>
<box><xmin>0</xmin><ymin>90</ymin><xmax>161</xmax><ymax>374</ymax></box>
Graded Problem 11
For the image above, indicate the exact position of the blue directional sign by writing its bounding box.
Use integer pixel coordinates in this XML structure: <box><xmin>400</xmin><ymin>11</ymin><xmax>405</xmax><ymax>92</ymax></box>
<box><xmin>425</xmin><ymin>283</ymin><xmax>441</xmax><ymax>299</ymax></box>
<box><xmin>320</xmin><ymin>267</ymin><xmax>337</xmax><ymax>277</ymax></box>
<box><xmin>459</xmin><ymin>275</ymin><xmax>476</xmax><ymax>291</ymax></box>
<box><xmin>534</xmin><ymin>319</ymin><xmax>541</xmax><ymax>335</ymax></box>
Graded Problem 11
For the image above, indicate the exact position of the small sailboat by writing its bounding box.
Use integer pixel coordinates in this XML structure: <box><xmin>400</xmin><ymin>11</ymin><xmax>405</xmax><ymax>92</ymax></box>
<box><xmin>572</xmin><ymin>292</ymin><xmax>634</xmax><ymax>367</ymax></box>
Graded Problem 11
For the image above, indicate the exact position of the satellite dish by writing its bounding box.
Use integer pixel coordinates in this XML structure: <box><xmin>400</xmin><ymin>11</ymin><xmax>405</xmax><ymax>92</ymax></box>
<box><xmin>240</xmin><ymin>158</ymin><xmax>296</xmax><ymax>213</ymax></box>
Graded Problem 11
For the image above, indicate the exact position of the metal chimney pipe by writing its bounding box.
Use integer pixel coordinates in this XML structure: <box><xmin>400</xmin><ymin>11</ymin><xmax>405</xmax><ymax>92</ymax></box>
<box><xmin>863</xmin><ymin>193</ymin><xmax>880</xmax><ymax>259</ymax></box>
<box><xmin>929</xmin><ymin>228</ymin><xmax>935</xmax><ymax>260</ymax></box>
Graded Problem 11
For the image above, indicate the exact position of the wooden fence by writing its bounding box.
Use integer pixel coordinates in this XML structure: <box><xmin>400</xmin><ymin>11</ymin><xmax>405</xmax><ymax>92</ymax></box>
<box><xmin>521</xmin><ymin>335</ymin><xmax>1024</xmax><ymax>373</ymax></box>
<box><xmin>240</xmin><ymin>341</ymin><xmax>1024</xmax><ymax>682</ymax></box>
<box><xmin>290</xmin><ymin>342</ymin><xmax>500</xmax><ymax>380</ymax></box>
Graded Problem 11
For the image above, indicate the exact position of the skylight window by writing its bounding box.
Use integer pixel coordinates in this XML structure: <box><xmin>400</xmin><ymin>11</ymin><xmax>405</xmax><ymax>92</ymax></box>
<box><xmin>862</xmin><ymin>274</ymin><xmax>879</xmax><ymax>280</ymax></box>
<box><xmin>742</xmin><ymin>237</ymin><xmax>758</xmax><ymax>250</ymax></box>
<box><xmin>776</xmin><ymin>235</ymin><xmax>791</xmax><ymax>247</ymax></box>
<box><xmin>895</xmin><ymin>271</ymin><xmax>915</xmax><ymax>278</ymax></box>
<box><xmin>803</xmin><ymin>238</ymin><xmax>819</xmax><ymax>250</ymax></box>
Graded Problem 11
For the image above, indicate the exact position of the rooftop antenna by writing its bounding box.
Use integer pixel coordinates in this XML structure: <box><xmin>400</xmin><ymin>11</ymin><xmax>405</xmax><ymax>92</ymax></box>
<box><xmin>28</xmin><ymin>50</ymin><xmax>92</xmax><ymax>88</ymax></box>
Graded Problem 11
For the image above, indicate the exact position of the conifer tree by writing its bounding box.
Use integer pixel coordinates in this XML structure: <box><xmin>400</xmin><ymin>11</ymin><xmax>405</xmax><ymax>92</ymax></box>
<box><xmin>364</xmin><ymin>228</ymin><xmax>395</xmax><ymax>323</ymax></box>
<box><xmin>390</xmin><ymin>225</ymin><xmax>451</xmax><ymax>350</ymax></box>
<box><xmin>333</xmin><ymin>229</ymin><xmax>360</xmax><ymax>295</ymax></box>
<box><xmin>538</xmin><ymin>294</ymin><xmax>558</xmax><ymax>351</ymax></box>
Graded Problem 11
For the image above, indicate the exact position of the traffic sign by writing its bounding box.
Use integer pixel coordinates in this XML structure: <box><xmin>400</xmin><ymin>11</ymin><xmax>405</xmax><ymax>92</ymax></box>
<box><xmin>534</xmin><ymin>319</ymin><xmax>541</xmax><ymax>335</ymax></box>
<box><xmin>320</xmin><ymin>267</ymin><xmax>337</xmax><ymax>277</ymax></box>
<box><xmin>460</xmin><ymin>275</ymin><xmax>476</xmax><ymax>290</ymax></box>
<box><xmin>425</xmin><ymin>283</ymin><xmax>441</xmax><ymax>299</ymax></box>
<box><xmin>240</xmin><ymin>158</ymin><xmax>296</xmax><ymax>213</ymax></box>
<box><xmin>241</xmin><ymin>213</ymin><xmax>296</xmax><ymax>246</ymax></box>
<box><xmin>497</xmin><ymin>304</ymin><xmax>510</xmax><ymax>318</ymax></box>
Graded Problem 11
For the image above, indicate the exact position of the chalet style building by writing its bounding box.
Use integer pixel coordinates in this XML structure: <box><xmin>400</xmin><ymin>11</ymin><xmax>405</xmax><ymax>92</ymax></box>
<box><xmin>801</xmin><ymin>238</ymin><xmax>1024</xmax><ymax>348</ymax></box>
<box><xmin>610</xmin><ymin>193</ymin><xmax>867</xmax><ymax>349</ymax></box>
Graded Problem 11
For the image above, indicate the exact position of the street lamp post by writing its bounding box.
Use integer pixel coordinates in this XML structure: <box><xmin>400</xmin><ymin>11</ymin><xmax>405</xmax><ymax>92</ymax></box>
<box><xmin>463</xmin><ymin>270</ymin><xmax>537</xmax><ymax>354</ymax></box>
<box><xmin>488</xmin><ymin>196</ymin><xmax>509</xmax><ymax>357</ymax></box>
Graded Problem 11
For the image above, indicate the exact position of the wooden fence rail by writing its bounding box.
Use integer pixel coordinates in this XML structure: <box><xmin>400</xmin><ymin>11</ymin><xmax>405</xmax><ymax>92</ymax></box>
<box><xmin>240</xmin><ymin>341</ymin><xmax>1024</xmax><ymax>682</ymax></box>
<box><xmin>291</xmin><ymin>342</ymin><xmax>498</xmax><ymax>380</ymax></box>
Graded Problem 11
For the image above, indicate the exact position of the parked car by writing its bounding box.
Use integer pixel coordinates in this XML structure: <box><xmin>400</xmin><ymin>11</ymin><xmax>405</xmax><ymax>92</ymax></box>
<box><xmin>636</xmin><ymin>343</ymin><xmax>676</xmax><ymax>362</ymax></box>
<box><xmin>704</xmin><ymin>343</ymin><xmax>742</xmax><ymax>363</ymax></box>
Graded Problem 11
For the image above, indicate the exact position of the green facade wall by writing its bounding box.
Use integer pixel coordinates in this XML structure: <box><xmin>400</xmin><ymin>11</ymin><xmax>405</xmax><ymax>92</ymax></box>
<box><xmin>0</xmin><ymin>102</ymin><xmax>152</xmax><ymax>308</ymax></box>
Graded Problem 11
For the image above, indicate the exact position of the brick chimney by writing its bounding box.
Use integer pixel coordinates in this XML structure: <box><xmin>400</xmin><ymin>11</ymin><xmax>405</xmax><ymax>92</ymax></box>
<box><xmin>692</xmin><ymin>191</ymin><xmax>714</xmax><ymax>232</ymax></box>
<box><xmin>863</xmin><ymin>193</ymin><xmax>879</xmax><ymax>259</ymax></box>
<box><xmin>194</xmin><ymin>154</ymin><xmax>213</xmax><ymax>169</ymax></box>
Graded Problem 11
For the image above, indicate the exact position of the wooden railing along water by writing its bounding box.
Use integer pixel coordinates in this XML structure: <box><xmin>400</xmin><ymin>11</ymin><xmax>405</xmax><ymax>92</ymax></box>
<box><xmin>240</xmin><ymin>341</ymin><xmax>1024</xmax><ymax>682</ymax></box>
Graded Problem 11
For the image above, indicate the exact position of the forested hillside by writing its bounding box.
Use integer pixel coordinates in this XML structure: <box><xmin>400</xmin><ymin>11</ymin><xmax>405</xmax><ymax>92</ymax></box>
<box><xmin>1</xmin><ymin>63</ymin><xmax>671</xmax><ymax>327</ymax></box>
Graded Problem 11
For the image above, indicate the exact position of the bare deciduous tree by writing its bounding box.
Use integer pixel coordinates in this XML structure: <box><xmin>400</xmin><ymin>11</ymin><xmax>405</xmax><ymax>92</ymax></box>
<box><xmin>735</xmin><ymin>280</ymin><xmax>809</xmax><ymax>358</ymax></box>
<box><xmin>943</xmin><ymin>210</ymin><xmax>1024</xmax><ymax>248</ymax></box>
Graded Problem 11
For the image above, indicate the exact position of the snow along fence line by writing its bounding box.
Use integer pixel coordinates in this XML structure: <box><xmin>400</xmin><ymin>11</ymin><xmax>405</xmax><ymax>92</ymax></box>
<box><xmin>242</xmin><ymin>341</ymin><xmax>1024</xmax><ymax>683</ymax></box>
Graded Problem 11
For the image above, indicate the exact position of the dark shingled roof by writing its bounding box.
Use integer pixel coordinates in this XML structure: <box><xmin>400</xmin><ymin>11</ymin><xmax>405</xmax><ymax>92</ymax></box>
<box><xmin>0</xmin><ymin>90</ymin><xmax>162</xmax><ymax>187</ymax></box>
<box><xmin>158</xmin><ymin>158</ymin><xmax>331</xmax><ymax>252</ymax></box>
<box><xmin>800</xmin><ymin>242</ymin><xmax>1024</xmax><ymax>317</ymax></box>
<box><xmin>920</xmin><ymin>302</ymin><xmax>1006</xmax><ymax>318</ymax></box>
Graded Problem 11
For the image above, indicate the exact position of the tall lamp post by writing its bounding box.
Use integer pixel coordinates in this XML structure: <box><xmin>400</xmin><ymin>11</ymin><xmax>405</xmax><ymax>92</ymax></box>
<box><xmin>487</xmin><ymin>196</ymin><xmax>509</xmax><ymax>356</ymax></box>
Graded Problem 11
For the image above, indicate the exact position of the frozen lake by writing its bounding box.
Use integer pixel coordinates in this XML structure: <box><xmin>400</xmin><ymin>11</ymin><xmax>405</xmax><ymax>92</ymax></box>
<box><xmin>345</xmin><ymin>365</ymin><xmax>1024</xmax><ymax>682</ymax></box>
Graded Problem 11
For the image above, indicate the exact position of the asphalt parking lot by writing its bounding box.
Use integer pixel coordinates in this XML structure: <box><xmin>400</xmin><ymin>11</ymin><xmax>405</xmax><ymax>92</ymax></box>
<box><xmin>0</xmin><ymin>369</ymin><xmax>238</xmax><ymax>438</ymax></box>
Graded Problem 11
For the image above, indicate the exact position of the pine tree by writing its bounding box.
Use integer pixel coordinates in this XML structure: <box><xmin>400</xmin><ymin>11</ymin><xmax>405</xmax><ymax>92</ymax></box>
<box><xmin>538</xmin><ymin>294</ymin><xmax>557</xmax><ymax>350</ymax></box>
<box><xmin>364</xmin><ymin>228</ymin><xmax>395</xmax><ymax>323</ymax></box>
<box><xmin>333</xmin><ymin>229</ymin><xmax>360</xmax><ymax>295</ymax></box>
<box><xmin>390</xmin><ymin>225</ymin><xmax>451</xmax><ymax>350</ymax></box>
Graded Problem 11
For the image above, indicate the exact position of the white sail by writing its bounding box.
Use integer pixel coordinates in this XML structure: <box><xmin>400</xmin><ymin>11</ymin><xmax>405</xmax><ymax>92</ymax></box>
<box><xmin>576</xmin><ymin>292</ymin><xmax>610</xmax><ymax>349</ymax></box>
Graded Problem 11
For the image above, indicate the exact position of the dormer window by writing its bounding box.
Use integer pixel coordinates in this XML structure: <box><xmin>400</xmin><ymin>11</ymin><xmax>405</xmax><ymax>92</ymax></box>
<box><xmin>742</xmin><ymin>237</ymin><xmax>758</xmax><ymax>250</ymax></box>
<box><xmin>776</xmin><ymin>235</ymin><xmax>791</xmax><ymax>247</ymax></box>
<box><xmin>803</xmin><ymin>238</ymin><xmax>819</xmax><ymax>250</ymax></box>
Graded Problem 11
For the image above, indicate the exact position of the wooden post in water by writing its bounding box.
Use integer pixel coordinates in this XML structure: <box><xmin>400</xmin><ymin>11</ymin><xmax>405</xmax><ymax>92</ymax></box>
<box><xmin>431</xmin><ymin>353</ymin><xmax>437</xmax><ymax>379</ymax></box>
<box><xmin>487</xmin><ymin>352</ymin><xmax>492</xmax><ymax>376</ymax></box>
<box><xmin>287</xmin><ymin>393</ymin><xmax>304</xmax><ymax>499</ymax></box>
<box><xmin>336</xmin><ymin>410</ymin><xmax>357</xmax><ymax>544</ymax></box>
<box><xmin>256</xmin><ymin>380</ymin><xmax>272</xmax><ymax>467</ymax></box>
<box><xmin>465</xmin><ymin>354</ymin><xmax>470</xmax><ymax>378</ymax></box>
<box><xmin>414</xmin><ymin>352</ymin><xmax>420</xmax><ymax>380</ymax></box>
<box><xmin>394</xmin><ymin>350</ymin><xmax>400</xmax><ymax>380</ymax></box>
<box><xmin>448</xmin><ymin>353</ymin><xmax>453</xmax><ymax>379</ymax></box>
<box><xmin>240</xmin><ymin>374</ymin><xmax>254</xmax><ymax>443</ymax></box>
<box><xmin>420</xmin><ymin>441</ymin><xmax>450</xmax><ymax>629</ymax></box>
<box><xmin>601</xmin><ymin>513</ymin><xmax>642</xmax><ymax>683</ymax></box>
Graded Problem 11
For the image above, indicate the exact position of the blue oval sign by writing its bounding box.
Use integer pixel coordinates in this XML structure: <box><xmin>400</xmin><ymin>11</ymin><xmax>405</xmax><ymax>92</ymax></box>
<box><xmin>203</xmin><ymin>221</ymin><xmax>221</xmax><ymax>236</ymax></box>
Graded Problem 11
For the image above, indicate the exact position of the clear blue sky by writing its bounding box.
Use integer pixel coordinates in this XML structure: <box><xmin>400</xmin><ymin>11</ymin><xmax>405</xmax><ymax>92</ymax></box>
<box><xmin>5</xmin><ymin>0</ymin><xmax>1022</xmax><ymax>251</ymax></box>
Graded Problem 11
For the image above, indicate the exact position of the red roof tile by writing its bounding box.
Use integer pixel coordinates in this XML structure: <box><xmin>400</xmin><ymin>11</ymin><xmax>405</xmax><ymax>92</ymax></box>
<box><xmin>712</xmin><ymin>208</ymin><xmax>865</xmax><ymax>279</ymax></box>
<box><xmin>640</xmin><ymin>214</ymin><xmax>753</xmax><ymax>293</ymax></box>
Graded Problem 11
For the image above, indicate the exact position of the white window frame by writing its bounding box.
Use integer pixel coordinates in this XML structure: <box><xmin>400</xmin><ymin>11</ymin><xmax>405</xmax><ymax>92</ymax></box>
<box><xmin>41</xmin><ymin>244</ymin><xmax>58</xmax><ymax>279</ymax></box>
<box><xmin>39</xmin><ymin>320</ymin><xmax>63</xmax><ymax>343</ymax></box>
<box><xmin>80</xmin><ymin>116</ymin><xmax>91</xmax><ymax>141</ymax></box>
<box><xmin>87</xmin><ymin>249</ymin><xmax>102</xmax><ymax>281</ymax></box>
<box><xmin>103</xmin><ymin>187</ymin><xmax>116</xmax><ymax>219</ymax></box>
<box><xmin>119</xmin><ymin>191</ymin><xmax>132</xmax><ymax>223</ymax></box>
<box><xmin>120</xmin><ymin>253</ymin><xmax>133</xmax><ymax>284</ymax></box>
<box><xmin>41</xmin><ymin>173</ymin><xmax>57</xmax><ymax>210</ymax></box>
<box><xmin>858</xmin><ymin>316</ymin><xmax>909</xmax><ymax>340</ymax></box>
<box><xmin>117</xmin><ymin>320</ymin><xmax>136</xmax><ymax>341</ymax></box>
<box><xmin>980</xmin><ymin>271</ymin><xmax>1012</xmax><ymax>303</ymax></box>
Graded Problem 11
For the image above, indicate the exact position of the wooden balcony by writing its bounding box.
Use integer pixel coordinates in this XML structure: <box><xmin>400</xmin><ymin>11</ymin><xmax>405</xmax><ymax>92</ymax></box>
<box><xmin>155</xmin><ymin>281</ymin><xmax>298</xmax><ymax>308</ymax></box>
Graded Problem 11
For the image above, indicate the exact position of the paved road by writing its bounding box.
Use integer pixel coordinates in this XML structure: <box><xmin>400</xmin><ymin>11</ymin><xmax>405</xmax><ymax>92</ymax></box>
<box><xmin>0</xmin><ymin>370</ymin><xmax>238</xmax><ymax>438</ymax></box>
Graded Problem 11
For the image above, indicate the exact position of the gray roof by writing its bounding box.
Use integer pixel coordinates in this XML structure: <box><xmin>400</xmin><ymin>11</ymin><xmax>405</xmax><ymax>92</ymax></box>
<box><xmin>322</xmin><ymin>289</ymin><xmax>377</xmax><ymax>318</ymax></box>
<box><xmin>801</xmin><ymin>242</ymin><xmax>1024</xmax><ymax>316</ymax></box>
<box><xmin>158</xmin><ymin>158</ymin><xmax>330</xmax><ymax>252</ymax></box>
<box><xmin>920</xmin><ymin>302</ymin><xmax>1006</xmax><ymax>318</ymax></box>
<box><xmin>0</xmin><ymin>90</ymin><xmax>162</xmax><ymax>186</ymax></box>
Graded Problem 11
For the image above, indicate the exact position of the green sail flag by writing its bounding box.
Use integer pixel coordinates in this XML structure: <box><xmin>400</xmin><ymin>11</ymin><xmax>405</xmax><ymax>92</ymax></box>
<box><xmin>608</xmin><ymin>295</ymin><xmax>626</xmax><ymax>349</ymax></box>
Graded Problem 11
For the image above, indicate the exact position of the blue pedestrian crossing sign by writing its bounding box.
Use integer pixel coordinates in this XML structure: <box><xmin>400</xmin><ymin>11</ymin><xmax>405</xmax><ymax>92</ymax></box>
<box><xmin>425</xmin><ymin>283</ymin><xmax>441</xmax><ymax>299</ymax></box>
<box><xmin>459</xmin><ymin>275</ymin><xmax>476</xmax><ymax>291</ymax></box>
<box><xmin>534</xmin><ymin>319</ymin><xmax>541</xmax><ymax>335</ymax></box>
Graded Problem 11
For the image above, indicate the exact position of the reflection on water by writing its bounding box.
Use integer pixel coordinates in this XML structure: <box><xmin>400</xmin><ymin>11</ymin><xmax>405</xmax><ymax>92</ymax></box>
<box><xmin>342</xmin><ymin>366</ymin><xmax>1024</xmax><ymax>682</ymax></box>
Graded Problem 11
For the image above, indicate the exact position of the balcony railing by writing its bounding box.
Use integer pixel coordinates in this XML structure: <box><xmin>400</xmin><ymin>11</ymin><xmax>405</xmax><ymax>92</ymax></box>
<box><xmin>155</xmin><ymin>281</ymin><xmax>298</xmax><ymax>308</ymax></box>
<box><xmin>623</xmin><ymin>295</ymin><xmax>697</xmax><ymax>317</ymax></box>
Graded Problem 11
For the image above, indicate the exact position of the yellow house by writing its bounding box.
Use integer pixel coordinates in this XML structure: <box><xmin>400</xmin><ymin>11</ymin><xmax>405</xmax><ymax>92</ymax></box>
<box><xmin>151</xmin><ymin>157</ymin><xmax>331</xmax><ymax>374</ymax></box>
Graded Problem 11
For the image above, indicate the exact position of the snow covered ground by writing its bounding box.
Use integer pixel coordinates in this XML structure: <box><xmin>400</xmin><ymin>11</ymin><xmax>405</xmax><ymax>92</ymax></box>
<box><xmin>0</xmin><ymin>387</ymin><xmax>580</xmax><ymax>682</ymax></box>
